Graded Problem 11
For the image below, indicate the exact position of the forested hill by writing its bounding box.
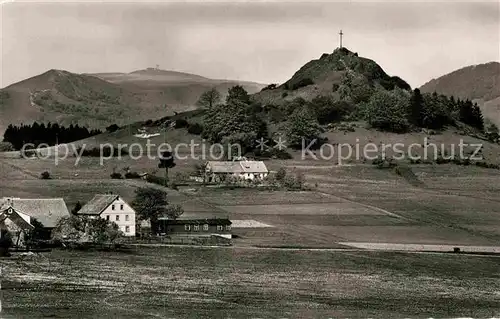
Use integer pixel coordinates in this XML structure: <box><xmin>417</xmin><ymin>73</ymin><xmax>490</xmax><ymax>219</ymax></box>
<box><xmin>420</xmin><ymin>62</ymin><xmax>500</xmax><ymax>127</ymax></box>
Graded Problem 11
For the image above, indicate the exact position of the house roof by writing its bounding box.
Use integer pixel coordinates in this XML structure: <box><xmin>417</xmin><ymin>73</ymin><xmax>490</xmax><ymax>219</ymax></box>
<box><xmin>158</xmin><ymin>212</ymin><xmax>231</xmax><ymax>225</ymax></box>
<box><xmin>206</xmin><ymin>161</ymin><xmax>268</xmax><ymax>174</ymax></box>
<box><xmin>77</xmin><ymin>194</ymin><xmax>119</xmax><ymax>216</ymax></box>
<box><xmin>0</xmin><ymin>198</ymin><xmax>70</xmax><ymax>228</ymax></box>
<box><xmin>0</xmin><ymin>206</ymin><xmax>35</xmax><ymax>230</ymax></box>
<box><xmin>160</xmin><ymin>218</ymin><xmax>232</xmax><ymax>226</ymax></box>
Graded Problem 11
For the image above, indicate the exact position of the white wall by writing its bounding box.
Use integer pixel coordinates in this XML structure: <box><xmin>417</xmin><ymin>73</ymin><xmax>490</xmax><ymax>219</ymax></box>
<box><xmin>100</xmin><ymin>197</ymin><xmax>136</xmax><ymax>236</ymax></box>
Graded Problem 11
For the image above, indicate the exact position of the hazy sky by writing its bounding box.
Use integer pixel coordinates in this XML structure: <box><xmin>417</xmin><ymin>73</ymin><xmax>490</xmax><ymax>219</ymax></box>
<box><xmin>1</xmin><ymin>1</ymin><xmax>499</xmax><ymax>88</ymax></box>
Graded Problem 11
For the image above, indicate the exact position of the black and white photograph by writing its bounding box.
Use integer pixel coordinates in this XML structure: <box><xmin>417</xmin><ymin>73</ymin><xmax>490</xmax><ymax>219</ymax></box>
<box><xmin>0</xmin><ymin>0</ymin><xmax>499</xmax><ymax>317</ymax></box>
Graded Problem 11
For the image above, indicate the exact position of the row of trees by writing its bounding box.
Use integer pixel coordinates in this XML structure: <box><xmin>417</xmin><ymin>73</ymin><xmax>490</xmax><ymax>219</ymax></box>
<box><xmin>3</xmin><ymin>122</ymin><xmax>102</xmax><ymax>150</ymax></box>
<box><xmin>368</xmin><ymin>88</ymin><xmax>484</xmax><ymax>133</ymax></box>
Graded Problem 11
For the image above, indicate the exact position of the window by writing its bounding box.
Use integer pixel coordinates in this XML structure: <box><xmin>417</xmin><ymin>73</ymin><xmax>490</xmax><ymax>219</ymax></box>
<box><xmin>203</xmin><ymin>224</ymin><xmax>209</xmax><ymax>231</ymax></box>
<box><xmin>217</xmin><ymin>225</ymin><xmax>223</xmax><ymax>231</ymax></box>
<box><xmin>194</xmin><ymin>225</ymin><xmax>199</xmax><ymax>231</ymax></box>
<box><xmin>112</xmin><ymin>204</ymin><xmax>115</xmax><ymax>210</ymax></box>
<box><xmin>120</xmin><ymin>204</ymin><xmax>124</xmax><ymax>210</ymax></box>
<box><xmin>226</xmin><ymin>225</ymin><xmax>231</xmax><ymax>231</ymax></box>
<box><xmin>125</xmin><ymin>226</ymin><xmax>130</xmax><ymax>233</ymax></box>
<box><xmin>106</xmin><ymin>215</ymin><xmax>110</xmax><ymax>221</ymax></box>
<box><xmin>125</xmin><ymin>215</ymin><xmax>129</xmax><ymax>221</ymax></box>
<box><xmin>184</xmin><ymin>224</ymin><xmax>191</xmax><ymax>231</ymax></box>
<box><xmin>116</xmin><ymin>215</ymin><xmax>120</xmax><ymax>221</ymax></box>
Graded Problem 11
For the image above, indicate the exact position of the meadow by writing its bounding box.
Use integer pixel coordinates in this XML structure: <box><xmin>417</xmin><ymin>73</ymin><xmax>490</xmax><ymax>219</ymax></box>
<box><xmin>2</xmin><ymin>153</ymin><xmax>500</xmax><ymax>248</ymax></box>
<box><xmin>2</xmin><ymin>246</ymin><xmax>500</xmax><ymax>318</ymax></box>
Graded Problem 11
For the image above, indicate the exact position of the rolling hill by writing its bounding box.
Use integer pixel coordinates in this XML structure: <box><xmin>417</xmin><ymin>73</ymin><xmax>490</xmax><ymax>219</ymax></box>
<box><xmin>0</xmin><ymin>68</ymin><xmax>266</xmax><ymax>135</ymax></box>
<box><xmin>420</xmin><ymin>62</ymin><xmax>500</xmax><ymax>127</ymax></box>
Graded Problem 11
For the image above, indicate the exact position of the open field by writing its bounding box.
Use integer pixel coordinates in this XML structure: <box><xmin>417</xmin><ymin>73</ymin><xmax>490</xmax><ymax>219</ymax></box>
<box><xmin>2</xmin><ymin>246</ymin><xmax>500</xmax><ymax>318</ymax></box>
<box><xmin>1</xmin><ymin>155</ymin><xmax>500</xmax><ymax>247</ymax></box>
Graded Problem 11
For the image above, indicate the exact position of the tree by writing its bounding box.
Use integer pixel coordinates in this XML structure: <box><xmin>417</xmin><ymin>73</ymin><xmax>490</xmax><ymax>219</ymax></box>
<box><xmin>284</xmin><ymin>106</ymin><xmax>324</xmax><ymax>149</ymax></box>
<box><xmin>366</xmin><ymin>89</ymin><xmax>411</xmax><ymax>133</ymax></box>
<box><xmin>226</xmin><ymin>85</ymin><xmax>250</xmax><ymax>104</ymax></box>
<box><xmin>87</xmin><ymin>218</ymin><xmax>122</xmax><ymax>244</ymax></box>
<box><xmin>196</xmin><ymin>88</ymin><xmax>221</xmax><ymax>108</ymax></box>
<box><xmin>131</xmin><ymin>187</ymin><xmax>183</xmax><ymax>234</ymax></box>
<box><xmin>309</xmin><ymin>96</ymin><xmax>352</xmax><ymax>124</ymax></box>
<box><xmin>71</xmin><ymin>201</ymin><xmax>83</xmax><ymax>215</ymax></box>
<box><xmin>202</xmin><ymin>99</ymin><xmax>268</xmax><ymax>153</ymax></box>
<box><xmin>52</xmin><ymin>215</ymin><xmax>122</xmax><ymax>244</ymax></box>
<box><xmin>40</xmin><ymin>171</ymin><xmax>51</xmax><ymax>180</ymax></box>
<box><xmin>409</xmin><ymin>88</ymin><xmax>423</xmax><ymax>126</ymax></box>
<box><xmin>158</xmin><ymin>151</ymin><xmax>176</xmax><ymax>185</ymax></box>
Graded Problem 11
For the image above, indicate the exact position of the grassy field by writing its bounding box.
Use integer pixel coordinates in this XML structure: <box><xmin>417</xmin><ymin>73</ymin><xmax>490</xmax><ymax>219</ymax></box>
<box><xmin>2</xmin><ymin>154</ymin><xmax>500</xmax><ymax>247</ymax></box>
<box><xmin>2</xmin><ymin>247</ymin><xmax>500</xmax><ymax>318</ymax></box>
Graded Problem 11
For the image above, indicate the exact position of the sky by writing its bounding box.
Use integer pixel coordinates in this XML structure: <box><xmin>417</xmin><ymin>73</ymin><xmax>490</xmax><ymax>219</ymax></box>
<box><xmin>1</xmin><ymin>0</ymin><xmax>499</xmax><ymax>89</ymax></box>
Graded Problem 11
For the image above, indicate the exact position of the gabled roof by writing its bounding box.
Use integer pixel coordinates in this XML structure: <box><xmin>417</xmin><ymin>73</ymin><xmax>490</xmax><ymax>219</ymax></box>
<box><xmin>0</xmin><ymin>198</ymin><xmax>70</xmax><ymax>228</ymax></box>
<box><xmin>77</xmin><ymin>194</ymin><xmax>119</xmax><ymax>216</ymax></box>
<box><xmin>0</xmin><ymin>206</ymin><xmax>34</xmax><ymax>230</ymax></box>
<box><xmin>206</xmin><ymin>161</ymin><xmax>268</xmax><ymax>174</ymax></box>
<box><xmin>239</xmin><ymin>161</ymin><xmax>268</xmax><ymax>173</ymax></box>
<box><xmin>207</xmin><ymin>161</ymin><xmax>242</xmax><ymax>173</ymax></box>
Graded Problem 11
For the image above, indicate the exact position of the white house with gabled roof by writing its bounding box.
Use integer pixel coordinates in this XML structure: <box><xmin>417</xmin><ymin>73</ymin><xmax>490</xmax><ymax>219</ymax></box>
<box><xmin>76</xmin><ymin>194</ymin><xmax>136</xmax><ymax>236</ymax></box>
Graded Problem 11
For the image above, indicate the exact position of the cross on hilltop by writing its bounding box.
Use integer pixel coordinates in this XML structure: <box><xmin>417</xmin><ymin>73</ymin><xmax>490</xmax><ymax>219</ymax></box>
<box><xmin>339</xmin><ymin>30</ymin><xmax>344</xmax><ymax>48</ymax></box>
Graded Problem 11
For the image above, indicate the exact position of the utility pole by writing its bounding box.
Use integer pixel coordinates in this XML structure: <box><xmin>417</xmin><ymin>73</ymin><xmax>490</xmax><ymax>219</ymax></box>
<box><xmin>339</xmin><ymin>29</ymin><xmax>344</xmax><ymax>48</ymax></box>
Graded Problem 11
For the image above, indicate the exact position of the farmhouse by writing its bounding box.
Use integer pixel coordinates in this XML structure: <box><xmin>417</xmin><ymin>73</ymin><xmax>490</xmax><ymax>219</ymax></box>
<box><xmin>76</xmin><ymin>194</ymin><xmax>136</xmax><ymax>236</ymax></box>
<box><xmin>0</xmin><ymin>197</ymin><xmax>70</xmax><ymax>245</ymax></box>
<box><xmin>205</xmin><ymin>160</ymin><xmax>268</xmax><ymax>182</ymax></box>
<box><xmin>157</xmin><ymin>214</ymin><xmax>232</xmax><ymax>239</ymax></box>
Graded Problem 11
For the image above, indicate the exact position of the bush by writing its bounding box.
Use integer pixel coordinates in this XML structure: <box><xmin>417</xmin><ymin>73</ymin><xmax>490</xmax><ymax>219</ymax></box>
<box><xmin>0</xmin><ymin>233</ymin><xmax>12</xmax><ymax>257</ymax></box>
<box><xmin>0</xmin><ymin>141</ymin><xmax>14</xmax><ymax>152</ymax></box>
<box><xmin>261</xmin><ymin>83</ymin><xmax>278</xmax><ymax>91</ymax></box>
<box><xmin>124</xmin><ymin>171</ymin><xmax>141</xmax><ymax>179</ymax></box>
<box><xmin>40</xmin><ymin>171</ymin><xmax>51</xmax><ymax>179</ymax></box>
<box><xmin>174</xmin><ymin>119</ymin><xmax>189</xmax><ymax>128</ymax></box>
<box><xmin>77</xmin><ymin>146</ymin><xmax>128</xmax><ymax>157</ymax></box>
<box><xmin>290</xmin><ymin>78</ymin><xmax>314</xmax><ymax>90</ymax></box>
<box><xmin>106</xmin><ymin>124</ymin><xmax>120</xmax><ymax>133</ymax></box>
<box><xmin>187</xmin><ymin>123</ymin><xmax>203</xmax><ymax>135</ymax></box>
<box><xmin>145</xmin><ymin>174</ymin><xmax>169</xmax><ymax>187</ymax></box>
<box><xmin>281</xmin><ymin>92</ymin><xmax>288</xmax><ymax>98</ymax></box>
<box><xmin>110</xmin><ymin>172</ymin><xmax>122</xmax><ymax>179</ymax></box>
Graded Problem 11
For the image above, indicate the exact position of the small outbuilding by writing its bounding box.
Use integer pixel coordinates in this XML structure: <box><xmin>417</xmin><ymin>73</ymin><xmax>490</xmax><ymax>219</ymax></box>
<box><xmin>157</xmin><ymin>214</ymin><xmax>232</xmax><ymax>239</ymax></box>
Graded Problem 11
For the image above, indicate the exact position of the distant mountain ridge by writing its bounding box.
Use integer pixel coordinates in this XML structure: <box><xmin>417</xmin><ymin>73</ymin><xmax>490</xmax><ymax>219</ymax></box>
<box><xmin>420</xmin><ymin>62</ymin><xmax>500</xmax><ymax>126</ymax></box>
<box><xmin>0</xmin><ymin>68</ymin><xmax>266</xmax><ymax>134</ymax></box>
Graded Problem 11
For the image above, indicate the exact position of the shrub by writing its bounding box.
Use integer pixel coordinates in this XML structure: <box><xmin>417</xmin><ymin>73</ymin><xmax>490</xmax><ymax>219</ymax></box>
<box><xmin>40</xmin><ymin>171</ymin><xmax>51</xmax><ymax>179</ymax></box>
<box><xmin>291</xmin><ymin>78</ymin><xmax>314</xmax><ymax>90</ymax></box>
<box><xmin>275</xmin><ymin>167</ymin><xmax>287</xmax><ymax>182</ymax></box>
<box><xmin>145</xmin><ymin>174</ymin><xmax>169</xmax><ymax>187</ymax></box>
<box><xmin>77</xmin><ymin>146</ymin><xmax>128</xmax><ymax>157</ymax></box>
<box><xmin>0</xmin><ymin>232</ymin><xmax>12</xmax><ymax>256</ymax></box>
<box><xmin>187</xmin><ymin>122</ymin><xmax>203</xmax><ymax>135</ymax></box>
<box><xmin>332</xmin><ymin>83</ymin><xmax>340</xmax><ymax>92</ymax></box>
<box><xmin>0</xmin><ymin>141</ymin><xmax>14</xmax><ymax>152</ymax></box>
<box><xmin>261</xmin><ymin>83</ymin><xmax>278</xmax><ymax>91</ymax></box>
<box><xmin>144</xmin><ymin>119</ymin><xmax>153</xmax><ymax>126</ymax></box>
<box><xmin>110</xmin><ymin>172</ymin><xmax>122</xmax><ymax>179</ymax></box>
<box><xmin>124</xmin><ymin>171</ymin><xmax>141</xmax><ymax>179</ymax></box>
<box><xmin>174</xmin><ymin>119</ymin><xmax>189</xmax><ymax>128</ymax></box>
<box><xmin>106</xmin><ymin>124</ymin><xmax>120</xmax><ymax>133</ymax></box>
<box><xmin>281</xmin><ymin>92</ymin><xmax>288</xmax><ymax>98</ymax></box>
